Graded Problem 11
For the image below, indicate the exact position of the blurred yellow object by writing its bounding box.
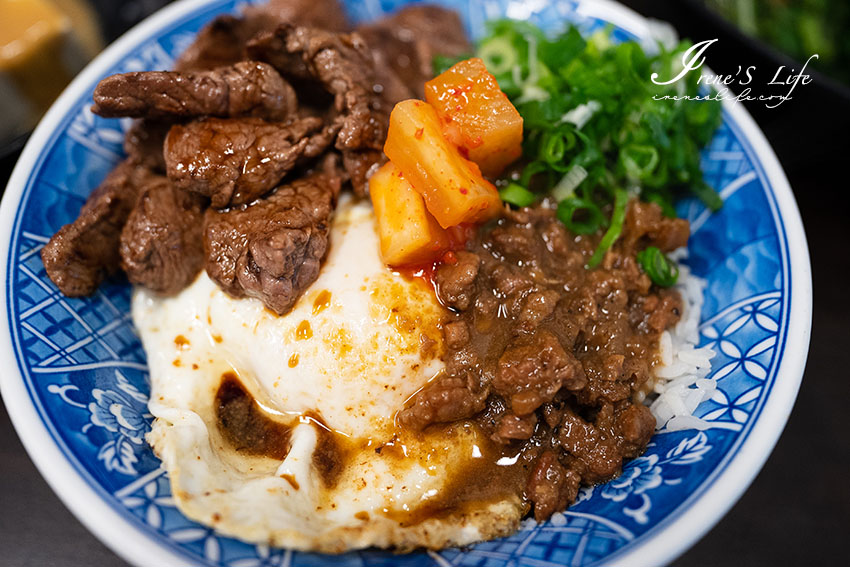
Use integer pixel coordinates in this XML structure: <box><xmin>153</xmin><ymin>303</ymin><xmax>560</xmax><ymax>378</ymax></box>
<box><xmin>0</xmin><ymin>0</ymin><xmax>101</xmax><ymax>147</ymax></box>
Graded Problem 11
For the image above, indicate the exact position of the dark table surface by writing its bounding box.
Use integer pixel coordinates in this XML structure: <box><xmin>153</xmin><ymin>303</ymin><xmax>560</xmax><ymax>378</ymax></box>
<box><xmin>1</xmin><ymin>1</ymin><xmax>847</xmax><ymax>566</ymax></box>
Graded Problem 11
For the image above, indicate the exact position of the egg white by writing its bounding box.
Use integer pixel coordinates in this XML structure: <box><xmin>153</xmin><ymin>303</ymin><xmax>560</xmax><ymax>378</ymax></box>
<box><xmin>134</xmin><ymin>195</ymin><xmax>524</xmax><ymax>551</ymax></box>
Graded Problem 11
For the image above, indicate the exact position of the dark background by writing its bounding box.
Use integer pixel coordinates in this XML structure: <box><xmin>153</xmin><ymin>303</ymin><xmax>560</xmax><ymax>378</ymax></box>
<box><xmin>1</xmin><ymin>1</ymin><xmax>847</xmax><ymax>565</ymax></box>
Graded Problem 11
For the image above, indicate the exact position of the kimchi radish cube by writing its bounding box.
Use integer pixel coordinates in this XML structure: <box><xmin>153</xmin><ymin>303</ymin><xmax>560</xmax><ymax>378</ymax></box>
<box><xmin>384</xmin><ymin>99</ymin><xmax>502</xmax><ymax>228</ymax></box>
<box><xmin>369</xmin><ymin>161</ymin><xmax>450</xmax><ymax>266</ymax></box>
<box><xmin>425</xmin><ymin>57</ymin><xmax>523</xmax><ymax>178</ymax></box>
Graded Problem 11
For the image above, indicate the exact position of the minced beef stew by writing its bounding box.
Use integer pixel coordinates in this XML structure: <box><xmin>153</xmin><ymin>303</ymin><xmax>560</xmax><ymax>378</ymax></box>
<box><xmin>400</xmin><ymin>201</ymin><xmax>688</xmax><ymax>519</ymax></box>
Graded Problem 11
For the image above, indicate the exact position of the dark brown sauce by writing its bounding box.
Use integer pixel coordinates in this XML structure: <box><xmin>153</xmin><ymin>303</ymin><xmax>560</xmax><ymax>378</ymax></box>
<box><xmin>215</xmin><ymin>373</ymin><xmax>292</xmax><ymax>460</ymax></box>
<box><xmin>379</xmin><ymin>423</ymin><xmax>535</xmax><ymax>527</ymax></box>
<box><xmin>304</xmin><ymin>412</ymin><xmax>354</xmax><ymax>488</ymax></box>
<box><xmin>213</xmin><ymin>379</ymin><xmax>531</xmax><ymax>525</ymax></box>
<box><xmin>213</xmin><ymin>375</ymin><xmax>358</xmax><ymax>487</ymax></box>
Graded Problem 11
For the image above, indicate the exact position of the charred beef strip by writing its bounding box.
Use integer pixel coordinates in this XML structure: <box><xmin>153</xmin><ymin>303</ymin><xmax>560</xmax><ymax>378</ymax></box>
<box><xmin>243</xmin><ymin>0</ymin><xmax>350</xmax><ymax>34</ymax></box>
<box><xmin>119</xmin><ymin>177</ymin><xmax>207</xmax><ymax>295</ymax></box>
<box><xmin>204</xmin><ymin>171</ymin><xmax>342</xmax><ymax>315</ymax></box>
<box><xmin>92</xmin><ymin>61</ymin><xmax>297</xmax><ymax>121</ymax></box>
<box><xmin>340</xmin><ymin>149</ymin><xmax>385</xmax><ymax>194</ymax></box>
<box><xmin>173</xmin><ymin>15</ymin><xmax>254</xmax><ymax>73</ymax></box>
<box><xmin>42</xmin><ymin>161</ymin><xmax>150</xmax><ymax>296</ymax></box>
<box><xmin>164</xmin><ymin>116</ymin><xmax>330</xmax><ymax>208</ymax></box>
<box><xmin>245</xmin><ymin>25</ymin><xmax>312</xmax><ymax>82</ymax></box>
<box><xmin>47</xmin><ymin>4</ymin><xmax>474</xmax><ymax>303</ymax></box>
<box><xmin>248</xmin><ymin>24</ymin><xmax>390</xmax><ymax>194</ymax></box>
<box><xmin>277</xmin><ymin>25</ymin><xmax>388</xmax><ymax>152</ymax></box>
<box><xmin>357</xmin><ymin>5</ymin><xmax>472</xmax><ymax>99</ymax></box>
<box><xmin>174</xmin><ymin>0</ymin><xmax>349</xmax><ymax>73</ymax></box>
<box><xmin>124</xmin><ymin>119</ymin><xmax>171</xmax><ymax>173</ymax></box>
<box><xmin>248</xmin><ymin>7</ymin><xmax>473</xmax><ymax>192</ymax></box>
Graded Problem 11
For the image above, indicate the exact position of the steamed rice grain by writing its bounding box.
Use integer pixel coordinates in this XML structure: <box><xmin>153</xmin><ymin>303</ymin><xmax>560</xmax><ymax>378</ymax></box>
<box><xmin>648</xmin><ymin>259</ymin><xmax>716</xmax><ymax>430</ymax></box>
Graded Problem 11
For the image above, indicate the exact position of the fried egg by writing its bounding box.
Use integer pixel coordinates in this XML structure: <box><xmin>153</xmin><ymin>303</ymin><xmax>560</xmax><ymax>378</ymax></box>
<box><xmin>134</xmin><ymin>194</ymin><xmax>525</xmax><ymax>552</ymax></box>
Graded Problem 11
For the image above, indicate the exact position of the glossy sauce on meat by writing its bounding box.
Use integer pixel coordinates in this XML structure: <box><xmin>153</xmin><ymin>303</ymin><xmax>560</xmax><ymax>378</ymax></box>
<box><xmin>400</xmin><ymin>201</ymin><xmax>688</xmax><ymax>520</ymax></box>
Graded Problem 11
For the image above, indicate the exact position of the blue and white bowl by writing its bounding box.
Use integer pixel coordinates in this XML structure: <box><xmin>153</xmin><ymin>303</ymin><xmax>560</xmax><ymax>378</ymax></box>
<box><xmin>0</xmin><ymin>1</ymin><xmax>812</xmax><ymax>566</ymax></box>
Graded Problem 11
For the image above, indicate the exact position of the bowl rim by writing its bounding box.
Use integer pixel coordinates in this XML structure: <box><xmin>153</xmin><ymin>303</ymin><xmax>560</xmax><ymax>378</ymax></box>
<box><xmin>0</xmin><ymin>1</ymin><xmax>812</xmax><ymax>566</ymax></box>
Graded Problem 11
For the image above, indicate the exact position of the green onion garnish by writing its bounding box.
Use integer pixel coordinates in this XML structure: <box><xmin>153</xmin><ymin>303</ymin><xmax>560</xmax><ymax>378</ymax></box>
<box><xmin>690</xmin><ymin>180</ymin><xmax>724</xmax><ymax>212</ymax></box>
<box><xmin>431</xmin><ymin>20</ymin><xmax>723</xmax><ymax>270</ymax></box>
<box><xmin>432</xmin><ymin>54</ymin><xmax>470</xmax><ymax>75</ymax></box>
<box><xmin>556</xmin><ymin>196</ymin><xmax>605</xmax><ymax>234</ymax></box>
<box><xmin>636</xmin><ymin>246</ymin><xmax>680</xmax><ymax>287</ymax></box>
<box><xmin>587</xmin><ymin>187</ymin><xmax>628</xmax><ymax>268</ymax></box>
<box><xmin>499</xmin><ymin>182</ymin><xmax>537</xmax><ymax>207</ymax></box>
<box><xmin>620</xmin><ymin>144</ymin><xmax>660</xmax><ymax>182</ymax></box>
<box><xmin>478</xmin><ymin>36</ymin><xmax>519</xmax><ymax>75</ymax></box>
<box><xmin>551</xmin><ymin>165</ymin><xmax>588</xmax><ymax>202</ymax></box>
<box><xmin>540</xmin><ymin>130</ymin><xmax>568</xmax><ymax>164</ymax></box>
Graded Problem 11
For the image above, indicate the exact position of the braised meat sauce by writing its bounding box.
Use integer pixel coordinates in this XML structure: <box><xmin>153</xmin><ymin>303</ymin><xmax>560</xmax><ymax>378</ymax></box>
<box><xmin>42</xmin><ymin>0</ymin><xmax>692</xmax><ymax>526</ymax></box>
<box><xmin>400</xmin><ymin>201</ymin><xmax>688</xmax><ymax>519</ymax></box>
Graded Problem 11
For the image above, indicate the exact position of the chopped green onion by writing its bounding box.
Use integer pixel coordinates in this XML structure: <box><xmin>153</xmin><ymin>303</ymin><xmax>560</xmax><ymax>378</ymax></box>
<box><xmin>691</xmin><ymin>180</ymin><xmax>723</xmax><ymax>212</ymax></box>
<box><xmin>499</xmin><ymin>183</ymin><xmax>537</xmax><ymax>207</ymax></box>
<box><xmin>474</xmin><ymin>20</ymin><xmax>722</xmax><ymax>267</ymax></box>
<box><xmin>587</xmin><ymin>188</ymin><xmax>629</xmax><ymax>268</ymax></box>
<box><xmin>557</xmin><ymin>197</ymin><xmax>605</xmax><ymax>234</ymax></box>
<box><xmin>636</xmin><ymin>246</ymin><xmax>680</xmax><ymax>286</ymax></box>
<box><xmin>621</xmin><ymin>144</ymin><xmax>660</xmax><ymax>182</ymax></box>
<box><xmin>516</xmin><ymin>84</ymin><xmax>550</xmax><ymax>104</ymax></box>
<box><xmin>551</xmin><ymin>165</ymin><xmax>588</xmax><ymax>202</ymax></box>
<box><xmin>560</xmin><ymin>100</ymin><xmax>601</xmax><ymax>129</ymax></box>
<box><xmin>478</xmin><ymin>36</ymin><xmax>518</xmax><ymax>75</ymax></box>
<box><xmin>518</xmin><ymin>160</ymin><xmax>552</xmax><ymax>189</ymax></box>
<box><xmin>432</xmin><ymin>54</ymin><xmax>470</xmax><ymax>75</ymax></box>
<box><xmin>540</xmin><ymin>130</ymin><xmax>570</xmax><ymax>164</ymax></box>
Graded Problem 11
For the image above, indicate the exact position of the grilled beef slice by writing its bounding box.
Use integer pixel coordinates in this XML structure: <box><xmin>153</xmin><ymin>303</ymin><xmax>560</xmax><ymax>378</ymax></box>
<box><xmin>119</xmin><ymin>177</ymin><xmax>207</xmax><ymax>295</ymax></box>
<box><xmin>357</xmin><ymin>4</ymin><xmax>472</xmax><ymax>99</ymax></box>
<box><xmin>173</xmin><ymin>15</ymin><xmax>254</xmax><ymax>73</ymax></box>
<box><xmin>174</xmin><ymin>0</ymin><xmax>349</xmax><ymax>72</ymax></box>
<box><xmin>42</xmin><ymin>161</ymin><xmax>150</xmax><ymax>296</ymax></box>
<box><xmin>124</xmin><ymin>119</ymin><xmax>171</xmax><ymax>173</ymax></box>
<box><xmin>92</xmin><ymin>61</ymin><xmax>297</xmax><ymax>121</ymax></box>
<box><xmin>203</xmin><ymin>171</ymin><xmax>341</xmax><ymax>315</ymax></box>
<box><xmin>164</xmin><ymin>116</ymin><xmax>330</xmax><ymax>207</ymax></box>
<box><xmin>243</xmin><ymin>0</ymin><xmax>350</xmax><ymax>34</ymax></box>
<box><xmin>248</xmin><ymin>25</ymin><xmax>391</xmax><ymax>193</ymax></box>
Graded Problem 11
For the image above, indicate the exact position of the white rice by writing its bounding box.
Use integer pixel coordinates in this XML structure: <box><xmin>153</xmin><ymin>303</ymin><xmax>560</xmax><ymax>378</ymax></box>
<box><xmin>647</xmin><ymin>253</ymin><xmax>716</xmax><ymax>431</ymax></box>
